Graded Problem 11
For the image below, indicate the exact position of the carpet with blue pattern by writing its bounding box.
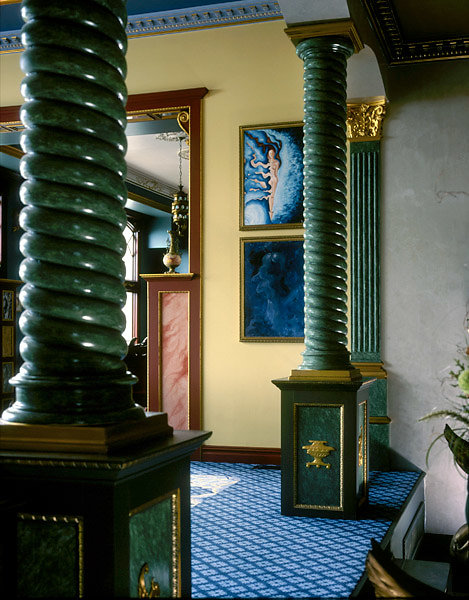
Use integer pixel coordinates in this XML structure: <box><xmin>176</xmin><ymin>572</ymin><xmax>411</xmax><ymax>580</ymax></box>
<box><xmin>190</xmin><ymin>461</ymin><xmax>421</xmax><ymax>599</ymax></box>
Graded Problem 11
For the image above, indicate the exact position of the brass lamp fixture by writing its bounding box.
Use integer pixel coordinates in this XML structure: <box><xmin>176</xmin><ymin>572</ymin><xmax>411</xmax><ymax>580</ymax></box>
<box><xmin>172</xmin><ymin>136</ymin><xmax>189</xmax><ymax>236</ymax></box>
<box><xmin>160</xmin><ymin>132</ymin><xmax>189</xmax><ymax>273</ymax></box>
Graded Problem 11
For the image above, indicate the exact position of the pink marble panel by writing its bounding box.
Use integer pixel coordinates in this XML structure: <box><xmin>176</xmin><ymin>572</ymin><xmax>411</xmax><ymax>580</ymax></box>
<box><xmin>160</xmin><ymin>292</ymin><xmax>189</xmax><ymax>429</ymax></box>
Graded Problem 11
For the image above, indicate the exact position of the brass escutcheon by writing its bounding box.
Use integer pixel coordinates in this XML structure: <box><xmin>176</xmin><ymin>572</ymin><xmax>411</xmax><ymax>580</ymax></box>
<box><xmin>137</xmin><ymin>563</ymin><xmax>160</xmax><ymax>598</ymax></box>
<box><xmin>302</xmin><ymin>440</ymin><xmax>335</xmax><ymax>469</ymax></box>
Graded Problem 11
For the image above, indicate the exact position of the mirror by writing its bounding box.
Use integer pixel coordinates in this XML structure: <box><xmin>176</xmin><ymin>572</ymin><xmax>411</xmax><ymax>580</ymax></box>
<box><xmin>0</xmin><ymin>104</ymin><xmax>189</xmax><ymax>268</ymax></box>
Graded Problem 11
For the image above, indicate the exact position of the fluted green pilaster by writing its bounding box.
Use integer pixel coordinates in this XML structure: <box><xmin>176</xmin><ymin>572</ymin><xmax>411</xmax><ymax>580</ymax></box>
<box><xmin>296</xmin><ymin>37</ymin><xmax>354</xmax><ymax>371</ymax></box>
<box><xmin>350</xmin><ymin>142</ymin><xmax>381</xmax><ymax>362</ymax></box>
<box><xmin>2</xmin><ymin>0</ymin><xmax>145</xmax><ymax>424</ymax></box>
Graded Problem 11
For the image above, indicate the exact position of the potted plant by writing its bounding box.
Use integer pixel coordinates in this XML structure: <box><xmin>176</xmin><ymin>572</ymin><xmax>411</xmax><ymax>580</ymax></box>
<box><xmin>420</xmin><ymin>309</ymin><xmax>469</xmax><ymax>580</ymax></box>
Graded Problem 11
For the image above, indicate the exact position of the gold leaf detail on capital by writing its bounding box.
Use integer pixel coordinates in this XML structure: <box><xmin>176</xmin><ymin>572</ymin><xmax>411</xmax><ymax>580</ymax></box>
<box><xmin>346</xmin><ymin>102</ymin><xmax>387</xmax><ymax>141</ymax></box>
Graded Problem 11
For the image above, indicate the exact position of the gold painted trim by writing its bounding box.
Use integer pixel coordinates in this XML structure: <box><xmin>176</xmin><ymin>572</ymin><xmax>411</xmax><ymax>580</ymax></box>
<box><xmin>176</xmin><ymin>110</ymin><xmax>189</xmax><ymax>137</ymax></box>
<box><xmin>145</xmin><ymin>278</ymin><xmax>150</xmax><ymax>412</ymax></box>
<box><xmin>127</xmin><ymin>190</ymin><xmax>171</xmax><ymax>214</ymax></box>
<box><xmin>285</xmin><ymin>19</ymin><xmax>363</xmax><ymax>53</ymax></box>
<box><xmin>0</xmin><ymin>145</ymin><xmax>23</xmax><ymax>159</ymax></box>
<box><xmin>359</xmin><ymin>397</ymin><xmax>368</xmax><ymax>501</ymax></box>
<box><xmin>293</xmin><ymin>403</ymin><xmax>344</xmax><ymax>511</ymax></box>
<box><xmin>0</xmin><ymin>454</ymin><xmax>148</xmax><ymax>470</ymax></box>
<box><xmin>141</xmin><ymin>273</ymin><xmax>195</xmax><ymax>279</ymax></box>
<box><xmin>352</xmin><ymin>361</ymin><xmax>388</xmax><ymax>379</ymax></box>
<box><xmin>369</xmin><ymin>416</ymin><xmax>391</xmax><ymax>425</ymax></box>
<box><xmin>346</xmin><ymin>97</ymin><xmax>387</xmax><ymax>141</ymax></box>
<box><xmin>18</xmin><ymin>512</ymin><xmax>84</xmax><ymax>598</ymax></box>
<box><xmin>129</xmin><ymin>489</ymin><xmax>181</xmax><ymax>598</ymax></box>
<box><xmin>289</xmin><ymin>368</ymin><xmax>362</xmax><ymax>382</ymax></box>
<box><xmin>157</xmin><ymin>292</ymin><xmax>163</xmax><ymax>413</ymax></box>
<box><xmin>126</xmin><ymin>105</ymin><xmax>189</xmax><ymax>119</ymax></box>
<box><xmin>171</xmin><ymin>491</ymin><xmax>181</xmax><ymax>597</ymax></box>
<box><xmin>358</xmin><ymin>427</ymin><xmax>363</xmax><ymax>467</ymax></box>
<box><xmin>157</xmin><ymin>291</ymin><xmax>191</xmax><ymax>427</ymax></box>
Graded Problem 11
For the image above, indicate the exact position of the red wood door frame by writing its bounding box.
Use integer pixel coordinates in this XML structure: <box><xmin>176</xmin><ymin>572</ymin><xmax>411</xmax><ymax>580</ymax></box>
<box><xmin>128</xmin><ymin>89</ymin><xmax>207</xmax><ymax>434</ymax></box>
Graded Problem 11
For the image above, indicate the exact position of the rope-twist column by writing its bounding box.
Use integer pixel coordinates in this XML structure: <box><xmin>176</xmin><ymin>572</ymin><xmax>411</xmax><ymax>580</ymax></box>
<box><xmin>296</xmin><ymin>37</ymin><xmax>354</xmax><ymax>372</ymax></box>
<box><xmin>2</xmin><ymin>0</ymin><xmax>145</xmax><ymax>424</ymax></box>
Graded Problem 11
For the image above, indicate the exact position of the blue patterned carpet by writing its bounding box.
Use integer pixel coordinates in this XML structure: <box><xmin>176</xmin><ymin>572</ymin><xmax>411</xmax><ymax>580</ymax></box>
<box><xmin>190</xmin><ymin>462</ymin><xmax>421</xmax><ymax>599</ymax></box>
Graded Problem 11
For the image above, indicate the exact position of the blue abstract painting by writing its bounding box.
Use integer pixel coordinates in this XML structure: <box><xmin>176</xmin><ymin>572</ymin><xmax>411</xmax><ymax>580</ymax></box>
<box><xmin>241</xmin><ymin>124</ymin><xmax>304</xmax><ymax>228</ymax></box>
<box><xmin>241</xmin><ymin>238</ymin><xmax>304</xmax><ymax>340</ymax></box>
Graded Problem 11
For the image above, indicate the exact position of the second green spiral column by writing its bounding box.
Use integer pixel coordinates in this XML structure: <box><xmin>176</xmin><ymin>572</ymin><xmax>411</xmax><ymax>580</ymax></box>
<box><xmin>273</xmin><ymin>21</ymin><xmax>369</xmax><ymax>519</ymax></box>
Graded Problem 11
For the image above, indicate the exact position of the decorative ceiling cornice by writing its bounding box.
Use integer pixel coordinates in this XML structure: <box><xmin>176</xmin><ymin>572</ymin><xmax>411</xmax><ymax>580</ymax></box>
<box><xmin>0</xmin><ymin>29</ymin><xmax>22</xmax><ymax>53</ymax></box>
<box><xmin>0</xmin><ymin>1</ymin><xmax>282</xmax><ymax>54</ymax></box>
<box><xmin>126</xmin><ymin>1</ymin><xmax>282</xmax><ymax>38</ymax></box>
<box><xmin>362</xmin><ymin>0</ymin><xmax>469</xmax><ymax>64</ymax></box>
<box><xmin>126</xmin><ymin>165</ymin><xmax>179</xmax><ymax>199</ymax></box>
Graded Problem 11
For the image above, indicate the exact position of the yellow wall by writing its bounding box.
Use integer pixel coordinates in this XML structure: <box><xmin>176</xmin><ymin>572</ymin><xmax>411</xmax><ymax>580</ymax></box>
<box><xmin>0</xmin><ymin>50</ymin><xmax>23</xmax><ymax>106</ymax></box>
<box><xmin>0</xmin><ymin>20</ymin><xmax>307</xmax><ymax>447</ymax></box>
<box><xmin>127</xmin><ymin>20</ymin><xmax>305</xmax><ymax>447</ymax></box>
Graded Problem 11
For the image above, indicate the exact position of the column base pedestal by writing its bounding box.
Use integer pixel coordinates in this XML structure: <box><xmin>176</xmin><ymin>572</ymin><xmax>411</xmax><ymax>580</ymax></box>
<box><xmin>0</xmin><ymin>429</ymin><xmax>211</xmax><ymax>598</ymax></box>
<box><xmin>273</xmin><ymin>377</ymin><xmax>371</xmax><ymax>519</ymax></box>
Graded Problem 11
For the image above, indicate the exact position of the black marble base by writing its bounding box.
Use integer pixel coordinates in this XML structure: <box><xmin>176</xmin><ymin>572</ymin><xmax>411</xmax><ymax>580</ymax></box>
<box><xmin>0</xmin><ymin>429</ymin><xmax>211</xmax><ymax>598</ymax></box>
<box><xmin>273</xmin><ymin>377</ymin><xmax>370</xmax><ymax>519</ymax></box>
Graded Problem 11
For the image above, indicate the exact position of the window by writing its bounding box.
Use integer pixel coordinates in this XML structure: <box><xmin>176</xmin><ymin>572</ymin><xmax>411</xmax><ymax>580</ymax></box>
<box><xmin>122</xmin><ymin>218</ymin><xmax>139</xmax><ymax>344</ymax></box>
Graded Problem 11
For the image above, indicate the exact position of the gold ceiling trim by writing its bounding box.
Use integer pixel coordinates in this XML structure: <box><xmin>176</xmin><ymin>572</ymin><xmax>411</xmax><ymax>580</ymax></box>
<box><xmin>363</xmin><ymin>0</ymin><xmax>469</xmax><ymax>64</ymax></box>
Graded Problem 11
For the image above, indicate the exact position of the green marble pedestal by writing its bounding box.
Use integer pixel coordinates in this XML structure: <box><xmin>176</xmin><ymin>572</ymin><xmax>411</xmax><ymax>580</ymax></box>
<box><xmin>0</xmin><ymin>429</ymin><xmax>211</xmax><ymax>598</ymax></box>
<box><xmin>273</xmin><ymin>378</ymin><xmax>370</xmax><ymax>519</ymax></box>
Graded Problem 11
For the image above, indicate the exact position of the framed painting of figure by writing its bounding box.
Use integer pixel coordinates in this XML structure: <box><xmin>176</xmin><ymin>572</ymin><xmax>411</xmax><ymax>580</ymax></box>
<box><xmin>240</xmin><ymin>236</ymin><xmax>304</xmax><ymax>342</ymax></box>
<box><xmin>240</xmin><ymin>123</ymin><xmax>304</xmax><ymax>230</ymax></box>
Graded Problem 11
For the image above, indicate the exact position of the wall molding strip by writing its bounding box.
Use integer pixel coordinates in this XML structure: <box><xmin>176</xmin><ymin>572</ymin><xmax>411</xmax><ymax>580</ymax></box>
<box><xmin>200</xmin><ymin>445</ymin><xmax>281</xmax><ymax>465</ymax></box>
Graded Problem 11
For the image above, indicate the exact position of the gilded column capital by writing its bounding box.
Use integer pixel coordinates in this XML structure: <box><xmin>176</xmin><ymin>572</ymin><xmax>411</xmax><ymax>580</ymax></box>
<box><xmin>285</xmin><ymin>19</ymin><xmax>363</xmax><ymax>54</ymax></box>
<box><xmin>346</xmin><ymin>97</ymin><xmax>387</xmax><ymax>141</ymax></box>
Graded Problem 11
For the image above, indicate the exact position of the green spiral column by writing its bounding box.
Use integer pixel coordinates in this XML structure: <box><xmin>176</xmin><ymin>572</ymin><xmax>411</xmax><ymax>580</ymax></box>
<box><xmin>2</xmin><ymin>0</ymin><xmax>145</xmax><ymax>424</ymax></box>
<box><xmin>293</xmin><ymin>36</ymin><xmax>357</xmax><ymax>376</ymax></box>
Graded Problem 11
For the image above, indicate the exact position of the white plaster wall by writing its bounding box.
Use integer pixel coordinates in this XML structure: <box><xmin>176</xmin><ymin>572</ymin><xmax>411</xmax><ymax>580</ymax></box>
<box><xmin>382</xmin><ymin>60</ymin><xmax>469</xmax><ymax>534</ymax></box>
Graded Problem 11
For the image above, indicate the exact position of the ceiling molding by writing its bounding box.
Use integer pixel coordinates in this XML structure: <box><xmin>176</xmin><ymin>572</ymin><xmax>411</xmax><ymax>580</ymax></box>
<box><xmin>0</xmin><ymin>1</ymin><xmax>282</xmax><ymax>54</ymax></box>
<box><xmin>0</xmin><ymin>30</ymin><xmax>21</xmax><ymax>53</ymax></box>
<box><xmin>126</xmin><ymin>1</ymin><xmax>282</xmax><ymax>38</ymax></box>
<box><xmin>362</xmin><ymin>0</ymin><xmax>469</xmax><ymax>64</ymax></box>
<box><xmin>126</xmin><ymin>166</ymin><xmax>178</xmax><ymax>200</ymax></box>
